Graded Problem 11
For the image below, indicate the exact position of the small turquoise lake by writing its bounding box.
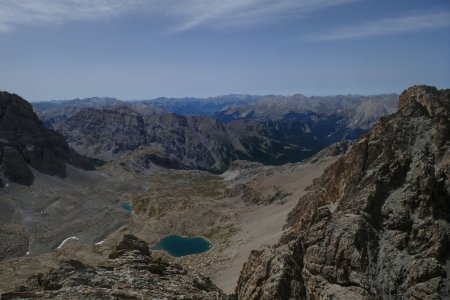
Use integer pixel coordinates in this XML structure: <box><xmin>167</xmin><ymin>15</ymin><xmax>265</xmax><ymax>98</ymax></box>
<box><xmin>121</xmin><ymin>201</ymin><xmax>133</xmax><ymax>213</ymax></box>
<box><xmin>151</xmin><ymin>235</ymin><xmax>212</xmax><ymax>257</ymax></box>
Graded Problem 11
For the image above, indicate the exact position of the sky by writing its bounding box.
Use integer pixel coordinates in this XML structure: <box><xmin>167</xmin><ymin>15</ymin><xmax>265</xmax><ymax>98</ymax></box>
<box><xmin>0</xmin><ymin>0</ymin><xmax>449</xmax><ymax>101</ymax></box>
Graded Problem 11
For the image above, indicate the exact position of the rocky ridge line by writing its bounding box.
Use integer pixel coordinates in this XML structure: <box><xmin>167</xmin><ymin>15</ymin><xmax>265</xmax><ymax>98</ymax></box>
<box><xmin>235</xmin><ymin>85</ymin><xmax>450</xmax><ymax>299</ymax></box>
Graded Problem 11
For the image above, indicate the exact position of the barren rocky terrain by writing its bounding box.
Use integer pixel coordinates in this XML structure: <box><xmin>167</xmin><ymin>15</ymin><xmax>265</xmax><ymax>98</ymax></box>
<box><xmin>1</xmin><ymin>85</ymin><xmax>447</xmax><ymax>299</ymax></box>
<box><xmin>236</xmin><ymin>85</ymin><xmax>450</xmax><ymax>299</ymax></box>
<box><xmin>0</xmin><ymin>144</ymin><xmax>344</xmax><ymax>296</ymax></box>
<box><xmin>2</xmin><ymin>234</ymin><xmax>229</xmax><ymax>299</ymax></box>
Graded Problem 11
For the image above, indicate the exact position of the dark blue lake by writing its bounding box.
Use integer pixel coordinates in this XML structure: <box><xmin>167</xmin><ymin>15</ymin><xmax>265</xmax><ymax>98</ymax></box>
<box><xmin>151</xmin><ymin>235</ymin><xmax>212</xmax><ymax>257</ymax></box>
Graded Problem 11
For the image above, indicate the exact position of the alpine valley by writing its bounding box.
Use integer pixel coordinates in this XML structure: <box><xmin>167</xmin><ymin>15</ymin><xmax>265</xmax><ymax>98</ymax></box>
<box><xmin>0</xmin><ymin>86</ymin><xmax>449</xmax><ymax>300</ymax></box>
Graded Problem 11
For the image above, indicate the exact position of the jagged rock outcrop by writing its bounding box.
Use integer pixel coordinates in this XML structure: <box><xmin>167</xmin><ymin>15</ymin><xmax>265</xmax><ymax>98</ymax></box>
<box><xmin>236</xmin><ymin>85</ymin><xmax>450</xmax><ymax>299</ymax></box>
<box><xmin>0</xmin><ymin>92</ymin><xmax>94</xmax><ymax>186</ymax></box>
<box><xmin>307</xmin><ymin>140</ymin><xmax>353</xmax><ymax>164</ymax></box>
<box><xmin>2</xmin><ymin>234</ymin><xmax>230</xmax><ymax>299</ymax></box>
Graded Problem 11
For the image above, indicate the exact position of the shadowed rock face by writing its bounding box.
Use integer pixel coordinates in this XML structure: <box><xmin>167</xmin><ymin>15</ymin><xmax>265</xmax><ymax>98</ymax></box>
<box><xmin>1</xmin><ymin>235</ymin><xmax>230</xmax><ymax>300</ymax></box>
<box><xmin>0</xmin><ymin>92</ymin><xmax>94</xmax><ymax>186</ymax></box>
<box><xmin>236</xmin><ymin>85</ymin><xmax>450</xmax><ymax>299</ymax></box>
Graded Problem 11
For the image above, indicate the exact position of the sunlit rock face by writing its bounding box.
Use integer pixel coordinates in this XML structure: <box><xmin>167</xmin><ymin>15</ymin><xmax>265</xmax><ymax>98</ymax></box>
<box><xmin>236</xmin><ymin>85</ymin><xmax>450</xmax><ymax>300</ymax></box>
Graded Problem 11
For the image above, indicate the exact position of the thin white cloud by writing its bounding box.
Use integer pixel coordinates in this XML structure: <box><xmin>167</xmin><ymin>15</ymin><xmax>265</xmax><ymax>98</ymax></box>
<box><xmin>0</xmin><ymin>0</ymin><xmax>360</xmax><ymax>33</ymax></box>
<box><xmin>0</xmin><ymin>0</ymin><xmax>143</xmax><ymax>32</ymax></box>
<box><xmin>163</xmin><ymin>0</ymin><xmax>361</xmax><ymax>32</ymax></box>
<box><xmin>310</xmin><ymin>11</ymin><xmax>450</xmax><ymax>41</ymax></box>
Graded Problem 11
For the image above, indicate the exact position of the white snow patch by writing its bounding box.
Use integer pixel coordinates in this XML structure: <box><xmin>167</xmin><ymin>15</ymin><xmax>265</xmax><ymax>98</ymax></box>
<box><xmin>95</xmin><ymin>240</ymin><xmax>104</xmax><ymax>245</ymax></box>
<box><xmin>221</xmin><ymin>170</ymin><xmax>240</xmax><ymax>181</ymax></box>
<box><xmin>26</xmin><ymin>251</ymin><xmax>30</xmax><ymax>255</ymax></box>
<box><xmin>56</xmin><ymin>236</ymin><xmax>78</xmax><ymax>250</ymax></box>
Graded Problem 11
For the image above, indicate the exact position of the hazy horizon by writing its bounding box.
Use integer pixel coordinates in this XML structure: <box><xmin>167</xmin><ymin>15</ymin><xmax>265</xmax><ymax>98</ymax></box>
<box><xmin>28</xmin><ymin>91</ymin><xmax>404</xmax><ymax>103</ymax></box>
<box><xmin>1</xmin><ymin>0</ymin><xmax>449</xmax><ymax>101</ymax></box>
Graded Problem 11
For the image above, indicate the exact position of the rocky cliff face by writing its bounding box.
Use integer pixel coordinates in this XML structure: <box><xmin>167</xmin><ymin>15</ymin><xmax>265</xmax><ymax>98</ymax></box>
<box><xmin>236</xmin><ymin>85</ymin><xmax>450</xmax><ymax>299</ymax></box>
<box><xmin>56</xmin><ymin>105</ymin><xmax>365</xmax><ymax>171</ymax></box>
<box><xmin>58</xmin><ymin>106</ymin><xmax>148</xmax><ymax>161</ymax></box>
<box><xmin>58</xmin><ymin>106</ymin><xmax>237</xmax><ymax>170</ymax></box>
<box><xmin>35</xmin><ymin>92</ymin><xmax>398</xmax><ymax>171</ymax></box>
<box><xmin>1</xmin><ymin>234</ymin><xmax>230</xmax><ymax>300</ymax></box>
<box><xmin>0</xmin><ymin>92</ymin><xmax>93</xmax><ymax>186</ymax></box>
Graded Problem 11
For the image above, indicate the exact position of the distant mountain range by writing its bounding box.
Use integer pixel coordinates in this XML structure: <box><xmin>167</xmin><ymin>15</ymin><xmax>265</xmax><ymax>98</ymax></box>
<box><xmin>32</xmin><ymin>94</ymin><xmax>259</xmax><ymax>128</ymax></box>
<box><xmin>31</xmin><ymin>93</ymin><xmax>398</xmax><ymax>171</ymax></box>
<box><xmin>215</xmin><ymin>93</ymin><xmax>398</xmax><ymax>129</ymax></box>
<box><xmin>138</xmin><ymin>94</ymin><xmax>262</xmax><ymax>116</ymax></box>
<box><xmin>32</xmin><ymin>93</ymin><xmax>397</xmax><ymax>128</ymax></box>
<box><xmin>33</xmin><ymin>97</ymin><xmax>125</xmax><ymax>128</ymax></box>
